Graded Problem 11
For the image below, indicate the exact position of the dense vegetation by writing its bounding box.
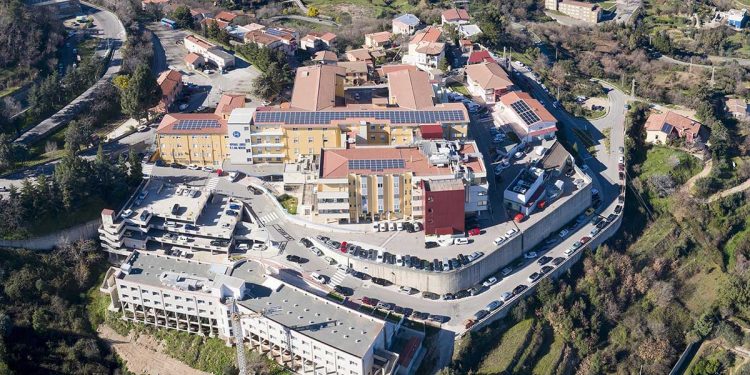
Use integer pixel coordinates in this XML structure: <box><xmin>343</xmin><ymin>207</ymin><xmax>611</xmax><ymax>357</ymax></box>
<box><xmin>0</xmin><ymin>242</ymin><xmax>122</xmax><ymax>374</ymax></box>
<box><xmin>0</xmin><ymin>146</ymin><xmax>142</xmax><ymax>240</ymax></box>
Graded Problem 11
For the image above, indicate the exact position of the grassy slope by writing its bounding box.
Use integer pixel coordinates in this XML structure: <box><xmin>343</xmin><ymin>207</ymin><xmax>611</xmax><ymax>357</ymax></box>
<box><xmin>477</xmin><ymin>319</ymin><xmax>534</xmax><ymax>374</ymax></box>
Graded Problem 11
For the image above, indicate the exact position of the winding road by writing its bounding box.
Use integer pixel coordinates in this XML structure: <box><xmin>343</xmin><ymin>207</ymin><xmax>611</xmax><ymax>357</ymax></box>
<box><xmin>14</xmin><ymin>2</ymin><xmax>126</xmax><ymax>145</ymax></box>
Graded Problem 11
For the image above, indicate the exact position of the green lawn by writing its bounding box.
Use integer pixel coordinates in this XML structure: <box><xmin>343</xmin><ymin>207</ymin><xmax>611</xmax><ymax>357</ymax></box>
<box><xmin>640</xmin><ymin>146</ymin><xmax>701</xmax><ymax>185</ymax></box>
<box><xmin>679</xmin><ymin>267</ymin><xmax>727</xmax><ymax>315</ymax></box>
<box><xmin>277</xmin><ymin>194</ymin><xmax>298</xmax><ymax>215</ymax></box>
<box><xmin>533</xmin><ymin>333</ymin><xmax>564</xmax><ymax>375</ymax></box>
<box><xmin>477</xmin><ymin>319</ymin><xmax>534</xmax><ymax>374</ymax></box>
<box><xmin>447</xmin><ymin>83</ymin><xmax>470</xmax><ymax>97</ymax></box>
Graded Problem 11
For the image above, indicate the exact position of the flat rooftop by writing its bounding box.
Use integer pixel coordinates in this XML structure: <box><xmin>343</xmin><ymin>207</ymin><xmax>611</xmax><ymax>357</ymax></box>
<box><xmin>119</xmin><ymin>251</ymin><xmax>226</xmax><ymax>290</ymax></box>
<box><xmin>232</xmin><ymin>261</ymin><xmax>385</xmax><ymax>358</ymax></box>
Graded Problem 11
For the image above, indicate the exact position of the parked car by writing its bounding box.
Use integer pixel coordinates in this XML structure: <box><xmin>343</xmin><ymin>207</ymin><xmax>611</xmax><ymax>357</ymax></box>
<box><xmin>372</xmin><ymin>277</ymin><xmax>390</xmax><ymax>286</ymax></box>
<box><xmin>421</xmin><ymin>291</ymin><xmax>440</xmax><ymax>300</ymax></box>
<box><xmin>524</xmin><ymin>251</ymin><xmax>538</xmax><ymax>259</ymax></box>
<box><xmin>552</xmin><ymin>257</ymin><xmax>566</xmax><ymax>266</ymax></box>
<box><xmin>442</xmin><ymin>293</ymin><xmax>455</xmax><ymax>300</ymax></box>
<box><xmin>485</xmin><ymin>300</ymin><xmax>502</xmax><ymax>311</ymax></box>
<box><xmin>300</xmin><ymin>238</ymin><xmax>313</xmax><ymax>248</ymax></box>
<box><xmin>120</xmin><ymin>209</ymin><xmax>134</xmax><ymax>218</ymax></box>
<box><xmin>482</xmin><ymin>277</ymin><xmax>498</xmax><ymax>287</ymax></box>
<box><xmin>286</xmin><ymin>255</ymin><xmax>305</xmax><ymax>263</ymax></box>
<box><xmin>501</xmin><ymin>266</ymin><xmax>513</xmax><ymax>276</ymax></box>
<box><xmin>540</xmin><ymin>265</ymin><xmax>554</xmax><ymax>274</ymax></box>
<box><xmin>376</xmin><ymin>302</ymin><xmax>395</xmax><ymax>311</ymax></box>
<box><xmin>537</xmin><ymin>256</ymin><xmax>552</xmax><ymax>265</ymax></box>
<box><xmin>559</xmin><ymin>229</ymin><xmax>569</xmax><ymax>238</ymax></box>
<box><xmin>425</xmin><ymin>241</ymin><xmax>439</xmax><ymax>249</ymax></box>
<box><xmin>506</xmin><ymin>228</ymin><xmax>518</xmax><ymax>237</ymax></box>
<box><xmin>310</xmin><ymin>272</ymin><xmax>327</xmax><ymax>284</ymax></box>
<box><xmin>334</xmin><ymin>285</ymin><xmax>353</xmax><ymax>296</ymax></box>
<box><xmin>527</xmin><ymin>272</ymin><xmax>542</xmax><ymax>283</ymax></box>
<box><xmin>399</xmin><ymin>286</ymin><xmax>416</xmax><ymax>295</ymax></box>
<box><xmin>361</xmin><ymin>296</ymin><xmax>378</xmax><ymax>306</ymax></box>
<box><xmin>615</xmin><ymin>205</ymin><xmax>623</xmax><ymax>214</ymax></box>
<box><xmin>464</xmin><ymin>319</ymin><xmax>476</xmax><ymax>329</ymax></box>
<box><xmin>468</xmin><ymin>227</ymin><xmax>481</xmax><ymax>236</ymax></box>
<box><xmin>454</xmin><ymin>237</ymin><xmax>469</xmax><ymax>245</ymax></box>
<box><xmin>512</xmin><ymin>284</ymin><xmax>528</xmax><ymax>295</ymax></box>
<box><xmin>226</xmin><ymin>171</ymin><xmax>240</xmax><ymax>182</ymax></box>
<box><xmin>493</xmin><ymin>236</ymin><xmax>507</xmax><ymax>246</ymax></box>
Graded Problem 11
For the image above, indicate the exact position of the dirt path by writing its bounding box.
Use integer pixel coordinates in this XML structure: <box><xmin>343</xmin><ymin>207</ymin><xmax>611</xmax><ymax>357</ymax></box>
<box><xmin>682</xmin><ymin>159</ymin><xmax>713</xmax><ymax>194</ymax></box>
<box><xmin>98</xmin><ymin>325</ymin><xmax>210</xmax><ymax>375</ymax></box>
<box><xmin>707</xmin><ymin>178</ymin><xmax>750</xmax><ymax>203</ymax></box>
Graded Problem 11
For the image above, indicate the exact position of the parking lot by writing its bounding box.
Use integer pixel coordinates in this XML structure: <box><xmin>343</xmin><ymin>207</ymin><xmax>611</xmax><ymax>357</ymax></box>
<box><xmin>149</xmin><ymin>24</ymin><xmax>261</xmax><ymax>111</ymax></box>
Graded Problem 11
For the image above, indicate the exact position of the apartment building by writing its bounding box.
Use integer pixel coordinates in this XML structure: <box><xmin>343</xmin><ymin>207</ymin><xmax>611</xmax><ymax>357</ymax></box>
<box><xmin>300</xmin><ymin>32</ymin><xmax>337</xmax><ymax>51</ymax></box>
<box><xmin>313</xmin><ymin>140</ymin><xmax>487</xmax><ymax>224</ymax></box>
<box><xmin>226</xmin><ymin>65</ymin><xmax>470</xmax><ymax>164</ymax></box>
<box><xmin>100</xmin><ymin>252</ymin><xmax>403</xmax><ymax>375</ymax></box>
<box><xmin>156</xmin><ymin>113</ymin><xmax>230</xmax><ymax>167</ymax></box>
<box><xmin>494</xmin><ymin>91</ymin><xmax>557</xmax><ymax>142</ymax></box>
<box><xmin>545</xmin><ymin>0</ymin><xmax>601</xmax><ymax>23</ymax></box>
<box><xmin>402</xmin><ymin>27</ymin><xmax>445</xmax><ymax>72</ymax></box>
<box><xmin>98</xmin><ymin>178</ymin><xmax>252</xmax><ymax>260</ymax></box>
<box><xmin>244</xmin><ymin>27</ymin><xmax>299</xmax><ymax>56</ymax></box>
<box><xmin>183</xmin><ymin>35</ymin><xmax>235</xmax><ymax>70</ymax></box>
<box><xmin>465</xmin><ymin>62</ymin><xmax>513</xmax><ymax>104</ymax></box>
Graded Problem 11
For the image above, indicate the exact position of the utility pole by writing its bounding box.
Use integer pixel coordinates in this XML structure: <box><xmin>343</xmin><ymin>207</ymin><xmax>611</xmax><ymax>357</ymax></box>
<box><xmin>631</xmin><ymin>78</ymin><xmax>636</xmax><ymax>100</ymax></box>
<box><xmin>689</xmin><ymin>56</ymin><xmax>693</xmax><ymax>73</ymax></box>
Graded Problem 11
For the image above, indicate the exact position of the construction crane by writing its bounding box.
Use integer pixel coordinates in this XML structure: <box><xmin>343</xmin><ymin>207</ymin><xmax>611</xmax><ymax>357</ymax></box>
<box><xmin>229</xmin><ymin>298</ymin><xmax>249</xmax><ymax>375</ymax></box>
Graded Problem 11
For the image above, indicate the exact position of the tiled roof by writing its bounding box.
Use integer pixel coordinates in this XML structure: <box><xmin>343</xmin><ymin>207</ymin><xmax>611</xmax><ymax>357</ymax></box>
<box><xmin>215</xmin><ymin>94</ymin><xmax>245</xmax><ymax>116</ymax></box>
<box><xmin>157</xmin><ymin>69</ymin><xmax>182</xmax><ymax>98</ymax></box>
<box><xmin>290</xmin><ymin>65</ymin><xmax>346</xmax><ymax>111</ymax></box>
<box><xmin>337</xmin><ymin>61</ymin><xmax>369</xmax><ymax>74</ymax></box>
<box><xmin>645</xmin><ymin>111</ymin><xmax>703</xmax><ymax>135</ymax></box>
<box><xmin>313</xmin><ymin>50</ymin><xmax>338</xmax><ymax>62</ymax></box>
<box><xmin>184</xmin><ymin>52</ymin><xmax>202</xmax><ymax>65</ymax></box>
<box><xmin>499</xmin><ymin>91</ymin><xmax>557</xmax><ymax>124</ymax></box>
<box><xmin>410</xmin><ymin>26</ymin><xmax>441</xmax><ymax>44</ymax></box>
<box><xmin>214</xmin><ymin>10</ymin><xmax>237</xmax><ymax>22</ymax></box>
<box><xmin>156</xmin><ymin>113</ymin><xmax>227</xmax><ymax>135</ymax></box>
<box><xmin>414</xmin><ymin>41</ymin><xmax>445</xmax><ymax>55</ymax></box>
<box><xmin>465</xmin><ymin>62</ymin><xmax>512</xmax><ymax>90</ymax></box>
<box><xmin>467</xmin><ymin>50</ymin><xmax>494</xmax><ymax>64</ymax></box>
<box><xmin>387</xmin><ymin>69</ymin><xmax>434</xmax><ymax>110</ymax></box>
<box><xmin>185</xmin><ymin>35</ymin><xmax>214</xmax><ymax>50</ymax></box>
<box><xmin>366</xmin><ymin>31</ymin><xmax>393</xmax><ymax>44</ymax></box>
<box><xmin>346</xmin><ymin>48</ymin><xmax>373</xmax><ymax>62</ymax></box>
<box><xmin>442</xmin><ymin>8</ymin><xmax>470</xmax><ymax>21</ymax></box>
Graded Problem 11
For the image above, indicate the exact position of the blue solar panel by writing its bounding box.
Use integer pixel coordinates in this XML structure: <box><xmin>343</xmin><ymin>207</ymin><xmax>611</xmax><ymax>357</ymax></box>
<box><xmin>348</xmin><ymin>159</ymin><xmax>405</xmax><ymax>171</ymax></box>
<box><xmin>173</xmin><ymin>119</ymin><xmax>221</xmax><ymax>130</ymax></box>
<box><xmin>254</xmin><ymin>110</ymin><xmax>466</xmax><ymax>125</ymax></box>
<box><xmin>509</xmin><ymin>100</ymin><xmax>541</xmax><ymax>126</ymax></box>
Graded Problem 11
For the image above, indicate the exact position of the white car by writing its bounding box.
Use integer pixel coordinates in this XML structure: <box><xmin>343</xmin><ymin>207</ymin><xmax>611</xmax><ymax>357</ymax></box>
<box><xmin>389</xmin><ymin>222</ymin><xmax>397</xmax><ymax>231</ymax></box>
<box><xmin>399</xmin><ymin>286</ymin><xmax>416</xmax><ymax>294</ymax></box>
<box><xmin>618</xmin><ymin>156</ymin><xmax>625</xmax><ymax>164</ymax></box>
<box><xmin>501</xmin><ymin>267</ymin><xmax>512</xmax><ymax>276</ymax></box>
<box><xmin>120</xmin><ymin>209</ymin><xmax>133</xmax><ymax>218</ymax></box>
<box><xmin>137</xmin><ymin>125</ymin><xmax>148</xmax><ymax>132</ymax></box>
<box><xmin>396</xmin><ymin>222</ymin><xmax>404</xmax><ymax>231</ymax></box>
<box><xmin>376</xmin><ymin>253</ymin><xmax>384</xmax><ymax>263</ymax></box>
<box><xmin>454</xmin><ymin>238</ymin><xmax>469</xmax><ymax>245</ymax></box>
<box><xmin>379</xmin><ymin>222</ymin><xmax>388</xmax><ymax>232</ymax></box>
<box><xmin>187</xmin><ymin>164</ymin><xmax>199</xmax><ymax>170</ymax></box>
<box><xmin>500</xmin><ymin>291</ymin><xmax>513</xmax><ymax>302</ymax></box>
<box><xmin>252</xmin><ymin>243</ymin><xmax>266</xmax><ymax>251</ymax></box>
<box><xmin>493</xmin><ymin>236</ymin><xmax>507</xmax><ymax>246</ymax></box>
<box><xmin>225</xmin><ymin>171</ymin><xmax>239</xmax><ymax>182</ymax></box>
<box><xmin>564</xmin><ymin>247</ymin><xmax>576</xmax><ymax>256</ymax></box>
<box><xmin>437</xmin><ymin>238</ymin><xmax>454</xmax><ymax>247</ymax></box>
<box><xmin>559</xmin><ymin>229</ymin><xmax>569</xmax><ymax>238</ymax></box>
<box><xmin>524</xmin><ymin>251</ymin><xmax>538</xmax><ymax>259</ymax></box>
<box><xmin>310</xmin><ymin>272</ymin><xmax>327</xmax><ymax>284</ymax></box>
<box><xmin>236</xmin><ymin>243</ymin><xmax>250</xmax><ymax>250</ymax></box>
<box><xmin>202</xmin><ymin>166</ymin><xmax>214</xmax><ymax>172</ymax></box>
<box><xmin>482</xmin><ymin>277</ymin><xmax>498</xmax><ymax>287</ymax></box>
<box><xmin>506</xmin><ymin>228</ymin><xmax>518</xmax><ymax>237</ymax></box>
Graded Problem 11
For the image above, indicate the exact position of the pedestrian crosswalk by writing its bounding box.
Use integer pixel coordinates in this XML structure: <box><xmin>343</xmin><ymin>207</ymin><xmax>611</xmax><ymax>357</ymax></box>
<box><xmin>257</xmin><ymin>211</ymin><xmax>279</xmax><ymax>225</ymax></box>
<box><xmin>330</xmin><ymin>268</ymin><xmax>348</xmax><ymax>287</ymax></box>
<box><xmin>205</xmin><ymin>177</ymin><xmax>220</xmax><ymax>192</ymax></box>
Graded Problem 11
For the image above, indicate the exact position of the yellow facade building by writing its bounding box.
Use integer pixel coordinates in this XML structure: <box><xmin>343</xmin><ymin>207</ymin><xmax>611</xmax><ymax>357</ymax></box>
<box><xmin>156</xmin><ymin>113</ymin><xmax>230</xmax><ymax>167</ymax></box>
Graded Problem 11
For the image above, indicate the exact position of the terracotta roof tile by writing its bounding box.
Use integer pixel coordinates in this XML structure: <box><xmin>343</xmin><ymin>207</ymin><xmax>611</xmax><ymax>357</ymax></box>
<box><xmin>387</xmin><ymin>69</ymin><xmax>434</xmax><ymax>110</ymax></box>
<box><xmin>442</xmin><ymin>8</ymin><xmax>470</xmax><ymax>22</ymax></box>
<box><xmin>465</xmin><ymin>62</ymin><xmax>512</xmax><ymax>90</ymax></box>
<box><xmin>156</xmin><ymin>113</ymin><xmax>227</xmax><ymax>135</ymax></box>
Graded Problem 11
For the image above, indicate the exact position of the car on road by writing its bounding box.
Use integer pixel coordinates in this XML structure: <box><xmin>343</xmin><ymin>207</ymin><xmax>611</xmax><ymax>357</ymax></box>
<box><xmin>527</xmin><ymin>272</ymin><xmax>541</xmax><ymax>283</ymax></box>
<box><xmin>473</xmin><ymin>309</ymin><xmax>488</xmax><ymax>320</ymax></box>
<box><xmin>485</xmin><ymin>300</ymin><xmax>502</xmax><ymax>312</ymax></box>
<box><xmin>464</xmin><ymin>319</ymin><xmax>476</xmax><ymax>329</ymax></box>
<box><xmin>552</xmin><ymin>257</ymin><xmax>566</xmax><ymax>266</ymax></box>
<box><xmin>618</xmin><ymin>156</ymin><xmax>625</xmax><ymax>164</ymax></box>
<box><xmin>428</xmin><ymin>314</ymin><xmax>448</xmax><ymax>323</ymax></box>
<box><xmin>493</xmin><ymin>236</ymin><xmax>507</xmax><ymax>246</ymax></box>
<box><xmin>467</xmin><ymin>227</ymin><xmax>481</xmax><ymax>236</ymax></box>
<box><xmin>376</xmin><ymin>302</ymin><xmax>395</xmax><ymax>311</ymax></box>
<box><xmin>540</xmin><ymin>265</ymin><xmax>554</xmax><ymax>274</ymax></box>
<box><xmin>506</xmin><ymin>228</ymin><xmax>518</xmax><ymax>237</ymax></box>
<box><xmin>334</xmin><ymin>285</ymin><xmax>353</xmax><ymax>296</ymax></box>
<box><xmin>361</xmin><ymin>296</ymin><xmax>378</xmax><ymax>306</ymax></box>
<box><xmin>413</xmin><ymin>311</ymin><xmax>429</xmax><ymax>320</ymax></box>
<box><xmin>524</xmin><ymin>251</ymin><xmax>537</xmax><ymax>259</ymax></box>
<box><xmin>425</xmin><ymin>241</ymin><xmax>438</xmax><ymax>249</ymax></box>
<box><xmin>512</xmin><ymin>284</ymin><xmax>528</xmax><ymax>295</ymax></box>
<box><xmin>559</xmin><ymin>229</ymin><xmax>569</xmax><ymax>238</ymax></box>
<box><xmin>580</xmin><ymin>236</ymin><xmax>591</xmax><ymax>244</ymax></box>
<box><xmin>585</xmin><ymin>207</ymin><xmax>595</xmax><ymax>216</ymax></box>
<box><xmin>120</xmin><ymin>209</ymin><xmax>134</xmax><ymax>218</ymax></box>
<box><xmin>607</xmin><ymin>213</ymin><xmax>617</xmax><ymax>222</ymax></box>
<box><xmin>615</xmin><ymin>205</ymin><xmax>623</xmax><ymax>214</ymax></box>
<box><xmin>137</xmin><ymin>125</ymin><xmax>149</xmax><ymax>132</ymax></box>
<box><xmin>225</xmin><ymin>171</ymin><xmax>240</xmax><ymax>182</ymax></box>
<box><xmin>310</xmin><ymin>272</ymin><xmax>327</xmax><ymax>284</ymax></box>
<box><xmin>285</xmin><ymin>255</ymin><xmax>306</xmax><ymax>263</ymax></box>
<box><xmin>591</xmin><ymin>216</ymin><xmax>603</xmax><ymax>225</ymax></box>
<box><xmin>501</xmin><ymin>266</ymin><xmax>513</xmax><ymax>276</ymax></box>
<box><xmin>300</xmin><ymin>238</ymin><xmax>313</xmax><ymax>248</ymax></box>
<box><xmin>225</xmin><ymin>210</ymin><xmax>238</xmax><ymax>216</ymax></box>
<box><xmin>482</xmin><ymin>277</ymin><xmax>498</xmax><ymax>287</ymax></box>
<box><xmin>421</xmin><ymin>291</ymin><xmax>440</xmax><ymax>300</ymax></box>
<box><xmin>619</xmin><ymin>172</ymin><xmax>625</xmax><ymax>180</ymax></box>
<box><xmin>537</xmin><ymin>256</ymin><xmax>552</xmax><ymax>265</ymax></box>
<box><xmin>372</xmin><ymin>277</ymin><xmax>390</xmax><ymax>286</ymax></box>
<box><xmin>455</xmin><ymin>290</ymin><xmax>471</xmax><ymax>299</ymax></box>
<box><xmin>399</xmin><ymin>286</ymin><xmax>417</xmax><ymax>295</ymax></box>
<box><xmin>590</xmin><ymin>227</ymin><xmax>601</xmax><ymax>236</ymax></box>
<box><xmin>454</xmin><ymin>238</ymin><xmax>469</xmax><ymax>245</ymax></box>
<box><xmin>597</xmin><ymin>221</ymin><xmax>608</xmax><ymax>230</ymax></box>
<box><xmin>442</xmin><ymin>293</ymin><xmax>454</xmax><ymax>300</ymax></box>
<box><xmin>251</xmin><ymin>243</ymin><xmax>266</xmax><ymax>251</ymax></box>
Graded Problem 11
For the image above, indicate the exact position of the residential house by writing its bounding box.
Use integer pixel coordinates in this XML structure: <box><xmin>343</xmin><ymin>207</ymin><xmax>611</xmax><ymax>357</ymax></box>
<box><xmin>154</xmin><ymin>69</ymin><xmax>183</xmax><ymax>113</ymax></box>
<box><xmin>364</xmin><ymin>31</ymin><xmax>393</xmax><ymax>49</ymax></box>
<box><xmin>728</xmin><ymin>9</ymin><xmax>748</xmax><ymax>29</ymax></box>
<box><xmin>184</xmin><ymin>53</ymin><xmax>204</xmax><ymax>70</ymax></box>
<box><xmin>313</xmin><ymin>50</ymin><xmax>338</xmax><ymax>65</ymax></box>
<box><xmin>402</xmin><ymin>27</ymin><xmax>445</xmax><ymax>71</ymax></box>
<box><xmin>726</xmin><ymin>97</ymin><xmax>750</xmax><ymax>120</ymax></box>
<box><xmin>300</xmin><ymin>32</ymin><xmax>337</xmax><ymax>51</ymax></box>
<box><xmin>644</xmin><ymin>111</ymin><xmax>705</xmax><ymax>145</ymax></box>
<box><xmin>465</xmin><ymin>62</ymin><xmax>513</xmax><ymax>104</ymax></box>
<box><xmin>495</xmin><ymin>91</ymin><xmax>557</xmax><ymax>141</ymax></box>
<box><xmin>375</xmin><ymin>64</ymin><xmax>417</xmax><ymax>82</ymax></box>
<box><xmin>337</xmin><ymin>61</ymin><xmax>370</xmax><ymax>85</ymax></box>
<box><xmin>190</xmin><ymin>8</ymin><xmax>212</xmax><ymax>22</ymax></box>
<box><xmin>441</xmin><ymin>8</ymin><xmax>470</xmax><ymax>25</ymax></box>
<box><xmin>458</xmin><ymin>24</ymin><xmax>482</xmax><ymax>38</ymax></box>
<box><xmin>459</xmin><ymin>39</ymin><xmax>473</xmax><ymax>54</ymax></box>
<box><xmin>345</xmin><ymin>48</ymin><xmax>374</xmax><ymax>65</ymax></box>
<box><xmin>214</xmin><ymin>10</ymin><xmax>237</xmax><ymax>23</ymax></box>
<box><xmin>201</xmin><ymin>17</ymin><xmax>230</xmax><ymax>29</ymax></box>
<box><xmin>392</xmin><ymin>14</ymin><xmax>420</xmax><ymax>35</ymax></box>
<box><xmin>467</xmin><ymin>50</ymin><xmax>494</xmax><ymax>64</ymax></box>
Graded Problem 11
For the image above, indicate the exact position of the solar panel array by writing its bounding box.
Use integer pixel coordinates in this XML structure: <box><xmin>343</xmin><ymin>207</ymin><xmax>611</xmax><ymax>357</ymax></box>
<box><xmin>173</xmin><ymin>119</ymin><xmax>222</xmax><ymax>130</ymax></box>
<box><xmin>509</xmin><ymin>100</ymin><xmax>541</xmax><ymax>126</ymax></box>
<box><xmin>255</xmin><ymin>110</ymin><xmax>466</xmax><ymax>125</ymax></box>
<box><xmin>348</xmin><ymin>159</ymin><xmax>406</xmax><ymax>171</ymax></box>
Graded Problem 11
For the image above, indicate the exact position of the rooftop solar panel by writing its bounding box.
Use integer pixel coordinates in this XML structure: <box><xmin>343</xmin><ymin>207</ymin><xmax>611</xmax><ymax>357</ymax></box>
<box><xmin>254</xmin><ymin>110</ymin><xmax>466</xmax><ymax>126</ymax></box>
<box><xmin>173</xmin><ymin>119</ymin><xmax>222</xmax><ymax>130</ymax></box>
<box><xmin>348</xmin><ymin>159</ymin><xmax>405</xmax><ymax>171</ymax></box>
<box><xmin>509</xmin><ymin>100</ymin><xmax>541</xmax><ymax>126</ymax></box>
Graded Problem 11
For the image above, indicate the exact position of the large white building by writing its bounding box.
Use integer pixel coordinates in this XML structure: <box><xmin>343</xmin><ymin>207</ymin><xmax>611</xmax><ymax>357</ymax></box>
<box><xmin>100</xmin><ymin>251</ymin><xmax>404</xmax><ymax>375</ymax></box>
<box><xmin>494</xmin><ymin>91</ymin><xmax>557</xmax><ymax>142</ymax></box>
<box><xmin>184</xmin><ymin>35</ymin><xmax>236</xmax><ymax>70</ymax></box>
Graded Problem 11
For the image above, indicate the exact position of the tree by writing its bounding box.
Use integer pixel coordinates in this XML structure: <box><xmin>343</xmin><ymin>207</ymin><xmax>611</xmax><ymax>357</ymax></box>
<box><xmin>112</xmin><ymin>74</ymin><xmax>130</xmax><ymax>91</ymax></box>
<box><xmin>438</xmin><ymin>57</ymin><xmax>450</xmax><ymax>72</ymax></box>
<box><xmin>119</xmin><ymin>64</ymin><xmax>161</xmax><ymax>122</ymax></box>
<box><xmin>307</xmin><ymin>6</ymin><xmax>319</xmax><ymax>17</ymax></box>
<box><xmin>64</xmin><ymin>120</ymin><xmax>91</xmax><ymax>152</ymax></box>
<box><xmin>170</xmin><ymin>5</ymin><xmax>194</xmax><ymax>29</ymax></box>
<box><xmin>127</xmin><ymin>148</ymin><xmax>142</xmax><ymax>185</ymax></box>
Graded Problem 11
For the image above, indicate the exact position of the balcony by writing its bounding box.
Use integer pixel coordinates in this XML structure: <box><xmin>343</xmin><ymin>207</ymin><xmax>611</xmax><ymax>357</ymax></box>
<box><xmin>317</xmin><ymin>201</ymin><xmax>349</xmax><ymax>210</ymax></box>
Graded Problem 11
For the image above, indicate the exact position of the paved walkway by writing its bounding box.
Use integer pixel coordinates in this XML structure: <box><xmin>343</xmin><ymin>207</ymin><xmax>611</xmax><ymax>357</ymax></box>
<box><xmin>707</xmin><ymin>178</ymin><xmax>750</xmax><ymax>202</ymax></box>
<box><xmin>682</xmin><ymin>159</ymin><xmax>713</xmax><ymax>194</ymax></box>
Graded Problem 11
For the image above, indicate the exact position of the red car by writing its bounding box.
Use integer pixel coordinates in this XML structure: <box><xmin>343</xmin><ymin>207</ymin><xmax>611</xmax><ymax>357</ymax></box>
<box><xmin>580</xmin><ymin>236</ymin><xmax>591</xmax><ymax>244</ymax></box>
<box><xmin>339</xmin><ymin>241</ymin><xmax>348</xmax><ymax>253</ymax></box>
<box><xmin>468</xmin><ymin>228</ymin><xmax>481</xmax><ymax>236</ymax></box>
<box><xmin>361</xmin><ymin>296</ymin><xmax>379</xmax><ymax>306</ymax></box>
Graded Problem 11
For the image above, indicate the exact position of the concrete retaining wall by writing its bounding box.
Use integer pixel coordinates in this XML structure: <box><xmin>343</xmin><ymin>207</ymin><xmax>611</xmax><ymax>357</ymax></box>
<box><xmin>521</xmin><ymin>183</ymin><xmax>592</xmax><ymax>251</ymax></box>
<box><xmin>0</xmin><ymin>218</ymin><xmax>102</xmax><ymax>250</ymax></box>
<box><xmin>466</xmin><ymin>211</ymin><xmax>623</xmax><ymax>334</ymax></box>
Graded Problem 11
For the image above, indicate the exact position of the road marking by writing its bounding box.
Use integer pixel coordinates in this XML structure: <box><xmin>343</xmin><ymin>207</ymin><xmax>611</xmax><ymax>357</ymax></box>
<box><xmin>329</xmin><ymin>269</ymin><xmax>348</xmax><ymax>287</ymax></box>
<box><xmin>205</xmin><ymin>177</ymin><xmax>220</xmax><ymax>192</ymax></box>
<box><xmin>258</xmin><ymin>212</ymin><xmax>279</xmax><ymax>225</ymax></box>
<box><xmin>380</xmin><ymin>232</ymin><xmax>400</xmax><ymax>248</ymax></box>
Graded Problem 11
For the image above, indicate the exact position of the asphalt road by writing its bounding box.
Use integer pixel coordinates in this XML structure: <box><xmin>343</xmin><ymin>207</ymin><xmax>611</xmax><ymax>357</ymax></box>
<box><xmin>14</xmin><ymin>2</ymin><xmax>126</xmax><ymax>145</ymax></box>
